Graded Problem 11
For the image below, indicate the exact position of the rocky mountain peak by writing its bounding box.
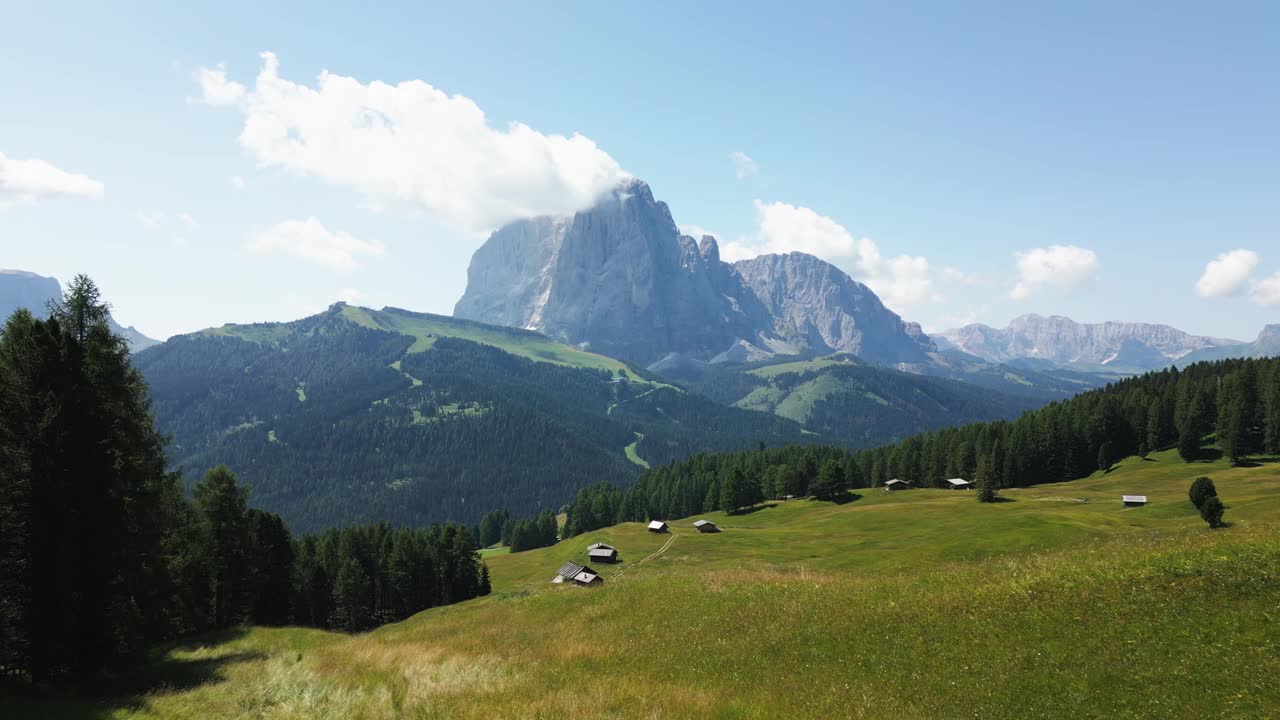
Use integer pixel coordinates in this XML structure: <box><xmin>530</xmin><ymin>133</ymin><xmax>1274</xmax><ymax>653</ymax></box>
<box><xmin>941</xmin><ymin>314</ymin><xmax>1241</xmax><ymax>370</ymax></box>
<box><xmin>454</xmin><ymin>181</ymin><xmax>939</xmax><ymax>369</ymax></box>
<box><xmin>698</xmin><ymin>235</ymin><xmax>720</xmax><ymax>265</ymax></box>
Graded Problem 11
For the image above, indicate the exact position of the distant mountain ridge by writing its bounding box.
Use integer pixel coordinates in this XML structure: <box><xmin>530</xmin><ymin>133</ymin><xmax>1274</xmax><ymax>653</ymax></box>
<box><xmin>454</xmin><ymin>179</ymin><xmax>933</xmax><ymax>368</ymax></box>
<box><xmin>0</xmin><ymin>268</ymin><xmax>161</xmax><ymax>352</ymax></box>
<box><xmin>1178</xmin><ymin>324</ymin><xmax>1280</xmax><ymax>365</ymax></box>
<box><xmin>937</xmin><ymin>314</ymin><xmax>1242</xmax><ymax>370</ymax></box>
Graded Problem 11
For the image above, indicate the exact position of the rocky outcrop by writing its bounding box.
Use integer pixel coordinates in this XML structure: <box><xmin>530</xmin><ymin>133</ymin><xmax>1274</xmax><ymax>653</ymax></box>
<box><xmin>732</xmin><ymin>253</ymin><xmax>934</xmax><ymax>366</ymax></box>
<box><xmin>939</xmin><ymin>314</ymin><xmax>1241</xmax><ymax>369</ymax></box>
<box><xmin>454</xmin><ymin>179</ymin><xmax>935</xmax><ymax>368</ymax></box>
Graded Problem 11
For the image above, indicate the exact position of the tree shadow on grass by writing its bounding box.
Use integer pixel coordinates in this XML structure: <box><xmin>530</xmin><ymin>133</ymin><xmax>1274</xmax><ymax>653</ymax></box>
<box><xmin>730</xmin><ymin>503</ymin><xmax>779</xmax><ymax>516</ymax></box>
<box><xmin>2</xmin><ymin>628</ymin><xmax>263</xmax><ymax>720</ymax></box>
<box><xmin>985</xmin><ymin>496</ymin><xmax>1018</xmax><ymax>504</ymax></box>
<box><xmin>829</xmin><ymin>491</ymin><xmax>862</xmax><ymax>505</ymax></box>
<box><xmin>1192</xmin><ymin>448</ymin><xmax>1224</xmax><ymax>463</ymax></box>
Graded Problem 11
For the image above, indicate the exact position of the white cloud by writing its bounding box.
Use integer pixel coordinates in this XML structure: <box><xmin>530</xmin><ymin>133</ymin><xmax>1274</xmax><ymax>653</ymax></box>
<box><xmin>339</xmin><ymin>287</ymin><xmax>365</xmax><ymax>305</ymax></box>
<box><xmin>1194</xmin><ymin>249</ymin><xmax>1259</xmax><ymax>298</ymax></box>
<box><xmin>853</xmin><ymin>237</ymin><xmax>938</xmax><ymax>310</ymax></box>
<box><xmin>679</xmin><ymin>224</ymin><xmax>718</xmax><ymax>240</ymax></box>
<box><xmin>1249</xmin><ymin>272</ymin><xmax>1280</xmax><ymax>307</ymax></box>
<box><xmin>191</xmin><ymin>64</ymin><xmax>245</xmax><ymax>106</ymax></box>
<box><xmin>719</xmin><ymin>240</ymin><xmax>760</xmax><ymax>263</ymax></box>
<box><xmin>195</xmin><ymin>52</ymin><xmax>627</xmax><ymax>233</ymax></box>
<box><xmin>0</xmin><ymin>152</ymin><xmax>104</xmax><ymax>204</ymax></box>
<box><xmin>730</xmin><ymin>151</ymin><xmax>759</xmax><ymax>180</ymax></box>
<box><xmin>230</xmin><ymin>175</ymin><xmax>246</xmax><ymax>190</ymax></box>
<box><xmin>1010</xmin><ymin>245</ymin><xmax>1099</xmax><ymax>300</ymax></box>
<box><xmin>754</xmin><ymin>200</ymin><xmax>857</xmax><ymax>258</ymax></box>
<box><xmin>179</xmin><ymin>213</ymin><xmax>198</xmax><ymax>232</ymax></box>
<box><xmin>730</xmin><ymin>200</ymin><xmax>951</xmax><ymax>313</ymax></box>
<box><xmin>248</xmin><ymin>217</ymin><xmax>384</xmax><ymax>271</ymax></box>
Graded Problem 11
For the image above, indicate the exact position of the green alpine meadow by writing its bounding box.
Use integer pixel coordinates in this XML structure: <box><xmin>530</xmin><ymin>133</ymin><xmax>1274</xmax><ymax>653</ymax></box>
<box><xmin>5</xmin><ymin>6</ymin><xmax>1280</xmax><ymax>718</ymax></box>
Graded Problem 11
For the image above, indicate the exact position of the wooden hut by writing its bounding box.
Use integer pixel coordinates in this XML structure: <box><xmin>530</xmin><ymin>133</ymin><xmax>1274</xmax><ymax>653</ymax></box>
<box><xmin>692</xmin><ymin>519</ymin><xmax>720</xmax><ymax>533</ymax></box>
<box><xmin>1123</xmin><ymin>495</ymin><xmax>1148</xmax><ymax>507</ymax></box>
<box><xmin>884</xmin><ymin>479</ymin><xmax>911</xmax><ymax>491</ymax></box>
<box><xmin>587</xmin><ymin>542</ymin><xmax>619</xmax><ymax>563</ymax></box>
<box><xmin>551</xmin><ymin>561</ymin><xmax>603</xmax><ymax>586</ymax></box>
<box><xmin>945</xmin><ymin>478</ymin><xmax>972</xmax><ymax>490</ymax></box>
<box><xmin>647</xmin><ymin>520</ymin><xmax>669</xmax><ymax>533</ymax></box>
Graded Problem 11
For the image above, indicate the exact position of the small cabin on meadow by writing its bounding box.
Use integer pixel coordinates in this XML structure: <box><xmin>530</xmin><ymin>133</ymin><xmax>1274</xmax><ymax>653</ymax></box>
<box><xmin>587</xmin><ymin>542</ymin><xmax>619</xmax><ymax>563</ymax></box>
<box><xmin>647</xmin><ymin>520</ymin><xmax>669</xmax><ymax>533</ymax></box>
<box><xmin>692</xmin><ymin>520</ymin><xmax>720</xmax><ymax>533</ymax></box>
<box><xmin>551</xmin><ymin>561</ymin><xmax>603</xmax><ymax>586</ymax></box>
<box><xmin>1123</xmin><ymin>495</ymin><xmax>1148</xmax><ymax>507</ymax></box>
<box><xmin>945</xmin><ymin>478</ymin><xmax>972</xmax><ymax>490</ymax></box>
<box><xmin>884</xmin><ymin>479</ymin><xmax>911</xmax><ymax>491</ymax></box>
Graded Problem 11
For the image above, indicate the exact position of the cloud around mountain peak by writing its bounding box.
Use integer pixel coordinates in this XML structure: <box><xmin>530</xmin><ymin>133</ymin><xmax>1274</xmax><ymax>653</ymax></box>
<box><xmin>194</xmin><ymin>52</ymin><xmax>628</xmax><ymax>234</ymax></box>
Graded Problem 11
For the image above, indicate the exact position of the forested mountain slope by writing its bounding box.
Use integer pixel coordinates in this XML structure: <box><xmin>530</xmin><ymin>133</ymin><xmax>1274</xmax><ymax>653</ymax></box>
<box><xmin>134</xmin><ymin>304</ymin><xmax>812</xmax><ymax>531</ymax></box>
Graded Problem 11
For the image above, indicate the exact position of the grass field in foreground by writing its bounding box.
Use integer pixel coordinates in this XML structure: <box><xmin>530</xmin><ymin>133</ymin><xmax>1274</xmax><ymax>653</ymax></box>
<box><xmin>8</xmin><ymin>450</ymin><xmax>1280</xmax><ymax>719</ymax></box>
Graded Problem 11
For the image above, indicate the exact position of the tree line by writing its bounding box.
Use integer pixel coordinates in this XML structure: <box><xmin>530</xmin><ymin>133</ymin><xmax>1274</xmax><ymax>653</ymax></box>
<box><xmin>477</xmin><ymin>508</ymin><xmax>559</xmax><ymax>553</ymax></box>
<box><xmin>0</xmin><ymin>278</ymin><xmax>488</xmax><ymax>683</ymax></box>
<box><xmin>562</xmin><ymin>357</ymin><xmax>1280</xmax><ymax>534</ymax></box>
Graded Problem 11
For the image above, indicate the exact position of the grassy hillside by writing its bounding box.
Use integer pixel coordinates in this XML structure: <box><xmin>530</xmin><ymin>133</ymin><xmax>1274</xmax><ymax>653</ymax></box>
<box><xmin>204</xmin><ymin>303</ymin><xmax>646</xmax><ymax>380</ymax></box>
<box><xmin>13</xmin><ymin>450</ymin><xmax>1279</xmax><ymax>719</ymax></box>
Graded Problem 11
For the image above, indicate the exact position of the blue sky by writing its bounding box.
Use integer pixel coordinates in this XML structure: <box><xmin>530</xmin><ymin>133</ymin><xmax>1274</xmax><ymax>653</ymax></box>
<box><xmin>2</xmin><ymin>1</ymin><xmax>1277</xmax><ymax>341</ymax></box>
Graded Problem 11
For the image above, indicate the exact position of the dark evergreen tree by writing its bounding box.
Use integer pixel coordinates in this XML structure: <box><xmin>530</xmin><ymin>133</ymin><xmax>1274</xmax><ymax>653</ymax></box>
<box><xmin>331</xmin><ymin>557</ymin><xmax>372</xmax><ymax>631</ymax></box>
<box><xmin>976</xmin><ymin>452</ymin><xmax>999</xmax><ymax>503</ymax></box>
<box><xmin>1097</xmin><ymin>441</ymin><xmax>1112</xmax><ymax>472</ymax></box>
<box><xmin>0</xmin><ymin>278</ymin><xmax>181</xmax><ymax>681</ymax></box>
<box><xmin>1188</xmin><ymin>476</ymin><xmax>1218</xmax><ymax>509</ymax></box>
<box><xmin>478</xmin><ymin>509</ymin><xmax>509</xmax><ymax>548</ymax></box>
<box><xmin>810</xmin><ymin>459</ymin><xmax>845</xmax><ymax>501</ymax></box>
<box><xmin>1199</xmin><ymin>495</ymin><xmax>1226</xmax><ymax>529</ymax></box>
<box><xmin>1145</xmin><ymin>398</ymin><xmax>1166</xmax><ymax>452</ymax></box>
<box><xmin>1178</xmin><ymin>426</ymin><xmax>1202</xmax><ymax>463</ymax></box>
<box><xmin>192</xmin><ymin>466</ymin><xmax>251</xmax><ymax>629</ymax></box>
<box><xmin>720</xmin><ymin>465</ymin><xmax>753</xmax><ymax>514</ymax></box>
<box><xmin>246</xmin><ymin>509</ymin><xmax>294</xmax><ymax>625</ymax></box>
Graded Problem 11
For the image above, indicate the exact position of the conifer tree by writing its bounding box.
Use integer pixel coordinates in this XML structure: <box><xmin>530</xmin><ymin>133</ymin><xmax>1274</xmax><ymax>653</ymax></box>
<box><xmin>1199</xmin><ymin>495</ymin><xmax>1226</xmax><ymax>529</ymax></box>
<box><xmin>0</xmin><ymin>278</ymin><xmax>181</xmax><ymax>680</ymax></box>
<box><xmin>976</xmin><ymin>453</ymin><xmax>999</xmax><ymax>503</ymax></box>
<box><xmin>1097</xmin><ymin>441</ymin><xmax>1112</xmax><ymax>472</ymax></box>
<box><xmin>810</xmin><ymin>459</ymin><xmax>845</xmax><ymax>501</ymax></box>
<box><xmin>193</xmin><ymin>466</ymin><xmax>251</xmax><ymax>629</ymax></box>
<box><xmin>1178</xmin><ymin>425</ymin><xmax>1202</xmax><ymax>463</ymax></box>
<box><xmin>720</xmin><ymin>465</ymin><xmax>751</xmax><ymax>514</ymax></box>
<box><xmin>332</xmin><ymin>557</ymin><xmax>372</xmax><ymax>631</ymax></box>
<box><xmin>1145</xmin><ymin>397</ymin><xmax>1165</xmax><ymax>452</ymax></box>
<box><xmin>1188</xmin><ymin>476</ymin><xmax>1217</xmax><ymax>509</ymax></box>
<box><xmin>1266</xmin><ymin>375</ymin><xmax>1280</xmax><ymax>455</ymax></box>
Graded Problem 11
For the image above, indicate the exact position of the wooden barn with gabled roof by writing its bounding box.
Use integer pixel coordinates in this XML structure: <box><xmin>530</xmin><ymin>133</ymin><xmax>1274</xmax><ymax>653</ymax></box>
<box><xmin>647</xmin><ymin>520</ymin><xmax>669</xmax><ymax>533</ymax></box>
<box><xmin>692</xmin><ymin>519</ymin><xmax>720</xmax><ymax>533</ymax></box>
<box><xmin>587</xmin><ymin>542</ymin><xmax>619</xmax><ymax>563</ymax></box>
<box><xmin>551</xmin><ymin>561</ymin><xmax>603</xmax><ymax>586</ymax></box>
